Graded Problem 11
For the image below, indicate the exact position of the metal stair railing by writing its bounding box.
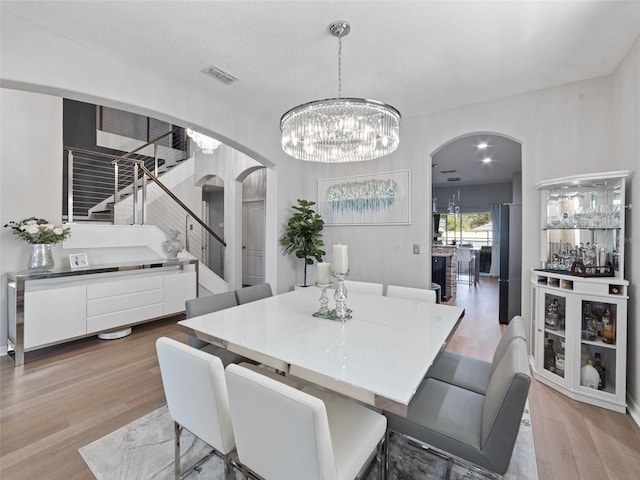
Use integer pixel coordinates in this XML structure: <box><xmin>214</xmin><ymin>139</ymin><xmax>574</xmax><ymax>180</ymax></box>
<box><xmin>65</xmin><ymin>130</ymin><xmax>226</xmax><ymax>277</ymax></box>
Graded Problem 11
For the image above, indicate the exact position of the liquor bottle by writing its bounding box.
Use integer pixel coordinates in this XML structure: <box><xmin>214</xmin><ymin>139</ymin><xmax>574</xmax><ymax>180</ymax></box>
<box><xmin>555</xmin><ymin>341</ymin><xmax>565</xmax><ymax>377</ymax></box>
<box><xmin>546</xmin><ymin>299</ymin><xmax>560</xmax><ymax>330</ymax></box>
<box><xmin>581</xmin><ymin>359</ymin><xmax>600</xmax><ymax>389</ymax></box>
<box><xmin>593</xmin><ymin>305</ymin><xmax>603</xmax><ymax>338</ymax></box>
<box><xmin>544</xmin><ymin>338</ymin><xmax>556</xmax><ymax>373</ymax></box>
<box><xmin>582</xmin><ymin>302</ymin><xmax>596</xmax><ymax>340</ymax></box>
<box><xmin>602</xmin><ymin>305</ymin><xmax>616</xmax><ymax>344</ymax></box>
<box><xmin>594</xmin><ymin>353</ymin><xmax>606</xmax><ymax>391</ymax></box>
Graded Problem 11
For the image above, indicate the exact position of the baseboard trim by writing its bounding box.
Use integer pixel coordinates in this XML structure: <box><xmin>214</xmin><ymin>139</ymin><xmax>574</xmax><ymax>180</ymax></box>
<box><xmin>627</xmin><ymin>391</ymin><xmax>640</xmax><ymax>428</ymax></box>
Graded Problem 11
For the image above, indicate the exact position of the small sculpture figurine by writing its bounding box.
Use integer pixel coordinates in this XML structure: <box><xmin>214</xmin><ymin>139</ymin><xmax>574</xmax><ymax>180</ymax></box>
<box><xmin>162</xmin><ymin>229</ymin><xmax>184</xmax><ymax>260</ymax></box>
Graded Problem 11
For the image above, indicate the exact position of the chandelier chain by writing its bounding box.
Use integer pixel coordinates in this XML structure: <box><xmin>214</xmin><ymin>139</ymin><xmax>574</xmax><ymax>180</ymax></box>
<box><xmin>337</xmin><ymin>35</ymin><xmax>342</xmax><ymax>99</ymax></box>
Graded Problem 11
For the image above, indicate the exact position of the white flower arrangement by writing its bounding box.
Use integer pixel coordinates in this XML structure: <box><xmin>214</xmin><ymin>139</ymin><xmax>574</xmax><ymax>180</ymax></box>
<box><xmin>4</xmin><ymin>217</ymin><xmax>71</xmax><ymax>245</ymax></box>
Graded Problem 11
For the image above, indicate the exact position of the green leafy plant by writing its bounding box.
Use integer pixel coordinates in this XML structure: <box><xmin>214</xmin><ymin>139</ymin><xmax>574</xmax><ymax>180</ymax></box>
<box><xmin>281</xmin><ymin>199</ymin><xmax>325</xmax><ymax>286</ymax></box>
<box><xmin>4</xmin><ymin>217</ymin><xmax>71</xmax><ymax>245</ymax></box>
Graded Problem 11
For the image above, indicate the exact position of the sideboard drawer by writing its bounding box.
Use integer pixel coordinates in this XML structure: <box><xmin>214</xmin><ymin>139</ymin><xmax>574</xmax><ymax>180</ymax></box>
<box><xmin>87</xmin><ymin>275</ymin><xmax>163</xmax><ymax>299</ymax></box>
<box><xmin>87</xmin><ymin>304</ymin><xmax>165</xmax><ymax>334</ymax></box>
<box><xmin>87</xmin><ymin>289</ymin><xmax>163</xmax><ymax>317</ymax></box>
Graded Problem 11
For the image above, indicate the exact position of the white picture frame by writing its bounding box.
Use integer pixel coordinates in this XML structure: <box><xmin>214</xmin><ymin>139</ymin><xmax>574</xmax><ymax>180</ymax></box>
<box><xmin>318</xmin><ymin>169</ymin><xmax>411</xmax><ymax>225</ymax></box>
<box><xmin>69</xmin><ymin>253</ymin><xmax>89</xmax><ymax>269</ymax></box>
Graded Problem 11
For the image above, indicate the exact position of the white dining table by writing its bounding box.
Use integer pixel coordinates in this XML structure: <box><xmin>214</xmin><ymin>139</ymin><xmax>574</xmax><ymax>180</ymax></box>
<box><xmin>177</xmin><ymin>287</ymin><xmax>464</xmax><ymax>416</ymax></box>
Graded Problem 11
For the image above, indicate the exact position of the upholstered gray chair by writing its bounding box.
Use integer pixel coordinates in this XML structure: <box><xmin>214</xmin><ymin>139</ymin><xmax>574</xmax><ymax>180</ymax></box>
<box><xmin>185</xmin><ymin>291</ymin><xmax>251</xmax><ymax>366</ymax></box>
<box><xmin>343</xmin><ymin>280</ymin><xmax>384</xmax><ymax>296</ymax></box>
<box><xmin>426</xmin><ymin>315</ymin><xmax>526</xmax><ymax>394</ymax></box>
<box><xmin>386</xmin><ymin>285</ymin><xmax>437</xmax><ymax>303</ymax></box>
<box><xmin>234</xmin><ymin>283</ymin><xmax>273</xmax><ymax>305</ymax></box>
<box><xmin>385</xmin><ymin>337</ymin><xmax>531</xmax><ymax>477</ymax></box>
<box><xmin>225</xmin><ymin>363</ymin><xmax>387</xmax><ymax>480</ymax></box>
<box><xmin>185</xmin><ymin>291</ymin><xmax>237</xmax><ymax>347</ymax></box>
<box><xmin>156</xmin><ymin>337</ymin><xmax>236</xmax><ymax>480</ymax></box>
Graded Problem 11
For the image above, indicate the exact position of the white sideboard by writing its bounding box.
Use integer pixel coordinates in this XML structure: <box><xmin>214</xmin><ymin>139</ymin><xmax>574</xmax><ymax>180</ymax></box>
<box><xmin>6</xmin><ymin>259</ymin><xmax>198</xmax><ymax>366</ymax></box>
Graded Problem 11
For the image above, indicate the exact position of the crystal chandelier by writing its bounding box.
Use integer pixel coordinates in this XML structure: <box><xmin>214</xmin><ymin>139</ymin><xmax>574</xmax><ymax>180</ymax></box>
<box><xmin>187</xmin><ymin>128</ymin><xmax>221</xmax><ymax>154</ymax></box>
<box><xmin>280</xmin><ymin>21</ymin><xmax>401</xmax><ymax>163</ymax></box>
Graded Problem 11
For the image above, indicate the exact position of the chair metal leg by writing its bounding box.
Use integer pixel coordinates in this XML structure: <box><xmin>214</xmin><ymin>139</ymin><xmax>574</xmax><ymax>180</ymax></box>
<box><xmin>399</xmin><ymin>429</ymin><xmax>501</xmax><ymax>480</ymax></box>
<box><xmin>223</xmin><ymin>455</ymin><xmax>232</xmax><ymax>480</ymax></box>
<box><xmin>377</xmin><ymin>435</ymin><xmax>386</xmax><ymax>480</ymax></box>
<box><xmin>174</xmin><ymin>421</ymin><xmax>224</xmax><ymax>480</ymax></box>
<box><xmin>384</xmin><ymin>429</ymin><xmax>391</xmax><ymax>480</ymax></box>
<box><xmin>174</xmin><ymin>421</ymin><xmax>182</xmax><ymax>480</ymax></box>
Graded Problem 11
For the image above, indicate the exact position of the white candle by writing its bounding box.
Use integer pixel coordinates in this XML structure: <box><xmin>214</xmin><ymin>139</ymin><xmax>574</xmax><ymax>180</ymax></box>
<box><xmin>316</xmin><ymin>262</ymin><xmax>331</xmax><ymax>285</ymax></box>
<box><xmin>332</xmin><ymin>244</ymin><xmax>348</xmax><ymax>274</ymax></box>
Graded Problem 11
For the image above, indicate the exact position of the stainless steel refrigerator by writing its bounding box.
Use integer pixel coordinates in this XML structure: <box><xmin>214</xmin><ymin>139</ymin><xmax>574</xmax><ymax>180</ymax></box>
<box><xmin>499</xmin><ymin>204</ymin><xmax>522</xmax><ymax>324</ymax></box>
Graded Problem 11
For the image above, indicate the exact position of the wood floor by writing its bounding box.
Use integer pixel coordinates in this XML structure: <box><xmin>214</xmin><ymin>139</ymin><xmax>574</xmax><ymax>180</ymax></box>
<box><xmin>1</xmin><ymin>277</ymin><xmax>639</xmax><ymax>479</ymax></box>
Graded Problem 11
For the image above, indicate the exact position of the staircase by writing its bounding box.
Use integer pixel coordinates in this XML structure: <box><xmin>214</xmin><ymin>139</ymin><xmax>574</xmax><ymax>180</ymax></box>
<box><xmin>63</xmin><ymin>108</ymin><xmax>227</xmax><ymax>286</ymax></box>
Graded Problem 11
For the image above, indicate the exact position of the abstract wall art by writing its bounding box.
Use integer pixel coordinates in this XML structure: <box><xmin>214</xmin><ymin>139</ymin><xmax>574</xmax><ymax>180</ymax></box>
<box><xmin>318</xmin><ymin>170</ymin><xmax>411</xmax><ymax>225</ymax></box>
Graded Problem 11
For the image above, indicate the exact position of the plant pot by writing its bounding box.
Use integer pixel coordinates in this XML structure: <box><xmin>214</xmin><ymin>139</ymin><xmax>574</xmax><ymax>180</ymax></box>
<box><xmin>28</xmin><ymin>243</ymin><xmax>54</xmax><ymax>272</ymax></box>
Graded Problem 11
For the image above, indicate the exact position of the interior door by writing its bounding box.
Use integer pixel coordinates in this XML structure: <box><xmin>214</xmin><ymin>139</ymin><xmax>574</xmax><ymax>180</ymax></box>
<box><xmin>242</xmin><ymin>200</ymin><xmax>265</xmax><ymax>286</ymax></box>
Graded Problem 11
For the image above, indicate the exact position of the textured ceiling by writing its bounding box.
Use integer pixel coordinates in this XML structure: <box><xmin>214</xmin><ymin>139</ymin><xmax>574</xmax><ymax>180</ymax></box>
<box><xmin>2</xmin><ymin>1</ymin><xmax>639</xmax><ymax>184</ymax></box>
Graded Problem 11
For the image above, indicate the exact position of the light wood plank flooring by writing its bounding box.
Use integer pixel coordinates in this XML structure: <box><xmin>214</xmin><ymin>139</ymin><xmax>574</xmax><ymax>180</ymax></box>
<box><xmin>1</xmin><ymin>277</ymin><xmax>639</xmax><ymax>479</ymax></box>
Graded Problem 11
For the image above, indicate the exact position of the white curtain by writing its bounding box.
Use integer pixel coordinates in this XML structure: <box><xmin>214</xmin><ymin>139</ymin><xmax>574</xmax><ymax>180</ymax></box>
<box><xmin>489</xmin><ymin>204</ymin><xmax>500</xmax><ymax>277</ymax></box>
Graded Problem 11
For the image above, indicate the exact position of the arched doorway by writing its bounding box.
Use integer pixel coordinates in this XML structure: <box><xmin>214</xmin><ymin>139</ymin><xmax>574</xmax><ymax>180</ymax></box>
<box><xmin>431</xmin><ymin>132</ymin><xmax>522</xmax><ymax>324</ymax></box>
<box><xmin>201</xmin><ymin>176</ymin><xmax>225</xmax><ymax>277</ymax></box>
<box><xmin>238</xmin><ymin>167</ymin><xmax>267</xmax><ymax>286</ymax></box>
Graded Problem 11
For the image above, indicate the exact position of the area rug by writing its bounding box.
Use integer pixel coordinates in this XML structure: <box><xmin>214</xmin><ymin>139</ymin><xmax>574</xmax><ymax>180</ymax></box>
<box><xmin>79</xmin><ymin>403</ymin><xmax>537</xmax><ymax>480</ymax></box>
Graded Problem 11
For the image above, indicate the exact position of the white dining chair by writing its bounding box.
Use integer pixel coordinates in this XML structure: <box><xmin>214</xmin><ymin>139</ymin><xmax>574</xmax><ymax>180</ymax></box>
<box><xmin>386</xmin><ymin>285</ymin><xmax>437</xmax><ymax>303</ymax></box>
<box><xmin>225</xmin><ymin>363</ymin><xmax>387</xmax><ymax>480</ymax></box>
<box><xmin>155</xmin><ymin>337</ymin><xmax>236</xmax><ymax>480</ymax></box>
<box><xmin>343</xmin><ymin>280</ymin><xmax>384</xmax><ymax>296</ymax></box>
<box><xmin>156</xmin><ymin>338</ymin><xmax>300</xmax><ymax>480</ymax></box>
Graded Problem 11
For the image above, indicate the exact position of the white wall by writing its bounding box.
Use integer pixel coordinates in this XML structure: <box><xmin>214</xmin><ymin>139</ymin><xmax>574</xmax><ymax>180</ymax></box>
<box><xmin>296</xmin><ymin>74</ymin><xmax>616</xmax><ymax>290</ymax></box>
<box><xmin>193</xmin><ymin>145</ymin><xmax>268</xmax><ymax>289</ymax></box>
<box><xmin>0</xmin><ymin>89</ymin><xmax>63</xmax><ymax>354</ymax></box>
<box><xmin>612</xmin><ymin>36</ymin><xmax>640</xmax><ymax>423</ymax></box>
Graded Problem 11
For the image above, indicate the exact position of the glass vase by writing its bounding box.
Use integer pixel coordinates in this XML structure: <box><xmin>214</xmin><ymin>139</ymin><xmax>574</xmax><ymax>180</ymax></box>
<box><xmin>28</xmin><ymin>243</ymin><xmax>55</xmax><ymax>272</ymax></box>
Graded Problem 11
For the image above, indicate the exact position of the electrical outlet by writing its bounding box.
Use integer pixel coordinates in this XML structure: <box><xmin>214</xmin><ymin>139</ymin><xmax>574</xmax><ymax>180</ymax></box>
<box><xmin>413</xmin><ymin>244</ymin><xmax>420</xmax><ymax>254</ymax></box>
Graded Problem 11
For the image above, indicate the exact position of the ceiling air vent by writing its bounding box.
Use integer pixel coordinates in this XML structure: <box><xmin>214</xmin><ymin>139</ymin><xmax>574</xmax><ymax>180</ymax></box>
<box><xmin>440</xmin><ymin>169</ymin><xmax>457</xmax><ymax>174</ymax></box>
<box><xmin>447</xmin><ymin>177</ymin><xmax>461</xmax><ymax>182</ymax></box>
<box><xmin>202</xmin><ymin>64</ymin><xmax>240</xmax><ymax>85</ymax></box>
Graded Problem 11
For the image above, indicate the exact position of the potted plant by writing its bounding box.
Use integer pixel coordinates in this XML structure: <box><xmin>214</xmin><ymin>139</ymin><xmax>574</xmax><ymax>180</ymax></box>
<box><xmin>281</xmin><ymin>199</ymin><xmax>325</xmax><ymax>287</ymax></box>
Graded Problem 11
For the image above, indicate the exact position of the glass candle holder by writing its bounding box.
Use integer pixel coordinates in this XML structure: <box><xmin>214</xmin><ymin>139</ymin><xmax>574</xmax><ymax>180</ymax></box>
<box><xmin>332</xmin><ymin>271</ymin><xmax>349</xmax><ymax>321</ymax></box>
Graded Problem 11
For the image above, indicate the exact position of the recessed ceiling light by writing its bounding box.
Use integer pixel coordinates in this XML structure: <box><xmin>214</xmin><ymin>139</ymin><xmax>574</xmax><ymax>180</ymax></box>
<box><xmin>477</xmin><ymin>142</ymin><xmax>489</xmax><ymax>149</ymax></box>
<box><xmin>482</xmin><ymin>157</ymin><xmax>492</xmax><ymax>163</ymax></box>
